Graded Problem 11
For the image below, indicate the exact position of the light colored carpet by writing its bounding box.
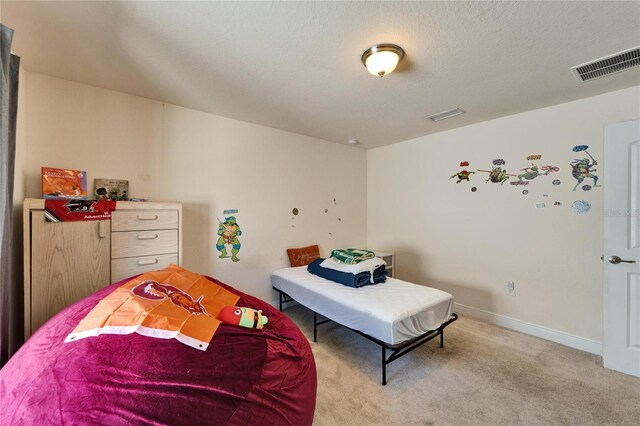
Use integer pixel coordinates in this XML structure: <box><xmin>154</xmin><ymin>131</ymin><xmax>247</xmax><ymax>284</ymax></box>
<box><xmin>283</xmin><ymin>305</ymin><xmax>640</xmax><ymax>426</ymax></box>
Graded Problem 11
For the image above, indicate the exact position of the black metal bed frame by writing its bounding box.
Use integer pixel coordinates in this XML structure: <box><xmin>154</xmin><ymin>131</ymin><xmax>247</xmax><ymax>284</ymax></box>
<box><xmin>275</xmin><ymin>288</ymin><xmax>458</xmax><ymax>385</ymax></box>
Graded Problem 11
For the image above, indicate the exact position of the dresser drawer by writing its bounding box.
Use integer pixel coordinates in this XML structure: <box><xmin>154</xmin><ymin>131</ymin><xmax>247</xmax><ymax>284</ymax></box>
<box><xmin>111</xmin><ymin>229</ymin><xmax>178</xmax><ymax>258</ymax></box>
<box><xmin>111</xmin><ymin>210</ymin><xmax>178</xmax><ymax>231</ymax></box>
<box><xmin>111</xmin><ymin>253</ymin><xmax>179</xmax><ymax>282</ymax></box>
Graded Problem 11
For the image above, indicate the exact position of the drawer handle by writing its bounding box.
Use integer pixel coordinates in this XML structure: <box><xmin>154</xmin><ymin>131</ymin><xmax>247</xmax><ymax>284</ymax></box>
<box><xmin>98</xmin><ymin>221</ymin><xmax>107</xmax><ymax>238</ymax></box>
<box><xmin>137</xmin><ymin>233</ymin><xmax>159</xmax><ymax>240</ymax></box>
<box><xmin>137</xmin><ymin>258</ymin><xmax>159</xmax><ymax>266</ymax></box>
<box><xmin>137</xmin><ymin>214</ymin><xmax>159</xmax><ymax>221</ymax></box>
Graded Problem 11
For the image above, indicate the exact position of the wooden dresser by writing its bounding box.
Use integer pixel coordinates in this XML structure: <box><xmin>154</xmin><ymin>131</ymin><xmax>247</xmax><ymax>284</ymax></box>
<box><xmin>23</xmin><ymin>199</ymin><xmax>182</xmax><ymax>338</ymax></box>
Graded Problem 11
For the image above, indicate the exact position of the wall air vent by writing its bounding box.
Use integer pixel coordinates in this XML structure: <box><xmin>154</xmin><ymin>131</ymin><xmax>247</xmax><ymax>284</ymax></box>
<box><xmin>571</xmin><ymin>46</ymin><xmax>640</xmax><ymax>82</ymax></box>
<box><xmin>426</xmin><ymin>108</ymin><xmax>465</xmax><ymax>122</ymax></box>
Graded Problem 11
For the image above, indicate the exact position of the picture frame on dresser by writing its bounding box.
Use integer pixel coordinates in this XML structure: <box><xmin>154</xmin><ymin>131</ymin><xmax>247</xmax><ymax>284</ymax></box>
<box><xmin>22</xmin><ymin>198</ymin><xmax>182</xmax><ymax>339</ymax></box>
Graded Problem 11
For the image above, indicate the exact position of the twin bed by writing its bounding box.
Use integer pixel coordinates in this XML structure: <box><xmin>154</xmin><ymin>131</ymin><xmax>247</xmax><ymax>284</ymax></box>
<box><xmin>272</xmin><ymin>264</ymin><xmax>457</xmax><ymax>385</ymax></box>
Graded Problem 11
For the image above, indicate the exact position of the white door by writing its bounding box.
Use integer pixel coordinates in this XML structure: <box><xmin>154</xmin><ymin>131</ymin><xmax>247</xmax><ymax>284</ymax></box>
<box><xmin>603</xmin><ymin>119</ymin><xmax>640</xmax><ymax>377</ymax></box>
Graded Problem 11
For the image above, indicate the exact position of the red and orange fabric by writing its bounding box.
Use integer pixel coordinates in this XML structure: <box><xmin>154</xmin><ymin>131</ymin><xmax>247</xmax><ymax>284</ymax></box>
<box><xmin>44</xmin><ymin>199</ymin><xmax>116</xmax><ymax>222</ymax></box>
<box><xmin>65</xmin><ymin>265</ymin><xmax>239</xmax><ymax>350</ymax></box>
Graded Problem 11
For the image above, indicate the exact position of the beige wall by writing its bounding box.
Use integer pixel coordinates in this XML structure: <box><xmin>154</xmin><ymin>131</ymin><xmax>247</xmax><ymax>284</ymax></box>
<box><xmin>22</xmin><ymin>72</ymin><xmax>367</xmax><ymax>303</ymax></box>
<box><xmin>368</xmin><ymin>86</ymin><xmax>640</xmax><ymax>344</ymax></box>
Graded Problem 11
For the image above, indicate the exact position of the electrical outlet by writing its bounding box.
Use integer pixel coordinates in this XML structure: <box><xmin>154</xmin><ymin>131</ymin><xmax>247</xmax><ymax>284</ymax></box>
<box><xmin>506</xmin><ymin>281</ymin><xmax>516</xmax><ymax>296</ymax></box>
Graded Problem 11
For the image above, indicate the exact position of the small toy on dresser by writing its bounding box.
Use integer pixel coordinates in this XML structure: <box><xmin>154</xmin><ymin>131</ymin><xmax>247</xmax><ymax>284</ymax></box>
<box><xmin>218</xmin><ymin>306</ymin><xmax>268</xmax><ymax>330</ymax></box>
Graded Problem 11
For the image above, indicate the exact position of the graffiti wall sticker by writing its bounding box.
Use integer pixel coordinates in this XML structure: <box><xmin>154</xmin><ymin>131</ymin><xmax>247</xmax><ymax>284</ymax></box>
<box><xmin>216</xmin><ymin>215</ymin><xmax>242</xmax><ymax>262</ymax></box>
<box><xmin>571</xmin><ymin>200</ymin><xmax>592</xmax><ymax>214</ymax></box>
<box><xmin>478</xmin><ymin>159</ymin><xmax>512</xmax><ymax>185</ymax></box>
<box><xmin>510</xmin><ymin>155</ymin><xmax>560</xmax><ymax>186</ymax></box>
<box><xmin>450</xmin><ymin>161</ymin><xmax>476</xmax><ymax>183</ymax></box>
<box><xmin>571</xmin><ymin>145</ymin><xmax>601</xmax><ymax>191</ymax></box>
<box><xmin>289</xmin><ymin>208</ymin><xmax>301</xmax><ymax>228</ymax></box>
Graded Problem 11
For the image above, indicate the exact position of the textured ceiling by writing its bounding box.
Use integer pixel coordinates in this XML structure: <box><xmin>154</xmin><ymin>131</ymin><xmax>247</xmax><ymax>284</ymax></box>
<box><xmin>2</xmin><ymin>1</ymin><xmax>640</xmax><ymax>148</ymax></box>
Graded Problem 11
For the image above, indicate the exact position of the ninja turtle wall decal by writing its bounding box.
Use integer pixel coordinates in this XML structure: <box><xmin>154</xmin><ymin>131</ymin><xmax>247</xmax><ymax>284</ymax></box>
<box><xmin>571</xmin><ymin>145</ymin><xmax>601</xmax><ymax>191</ymax></box>
<box><xmin>508</xmin><ymin>155</ymin><xmax>560</xmax><ymax>186</ymax></box>
<box><xmin>477</xmin><ymin>159</ymin><xmax>511</xmax><ymax>185</ymax></box>
<box><xmin>447</xmin><ymin>146</ymin><xmax>599</xmax><ymax>205</ymax></box>
<box><xmin>216</xmin><ymin>215</ymin><xmax>242</xmax><ymax>262</ymax></box>
<box><xmin>450</xmin><ymin>161</ymin><xmax>475</xmax><ymax>183</ymax></box>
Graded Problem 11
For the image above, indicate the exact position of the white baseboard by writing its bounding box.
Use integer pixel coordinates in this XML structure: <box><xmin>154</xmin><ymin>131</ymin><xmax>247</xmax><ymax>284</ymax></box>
<box><xmin>453</xmin><ymin>302</ymin><xmax>602</xmax><ymax>356</ymax></box>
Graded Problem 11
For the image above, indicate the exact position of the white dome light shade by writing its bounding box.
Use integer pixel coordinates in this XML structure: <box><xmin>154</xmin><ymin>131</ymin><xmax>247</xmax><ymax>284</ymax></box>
<box><xmin>361</xmin><ymin>44</ymin><xmax>405</xmax><ymax>77</ymax></box>
<box><xmin>365</xmin><ymin>51</ymin><xmax>400</xmax><ymax>76</ymax></box>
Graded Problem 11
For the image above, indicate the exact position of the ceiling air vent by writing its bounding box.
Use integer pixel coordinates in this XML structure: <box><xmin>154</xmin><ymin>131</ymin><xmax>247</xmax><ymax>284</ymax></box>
<box><xmin>427</xmin><ymin>108</ymin><xmax>465</xmax><ymax>122</ymax></box>
<box><xmin>571</xmin><ymin>46</ymin><xmax>640</xmax><ymax>82</ymax></box>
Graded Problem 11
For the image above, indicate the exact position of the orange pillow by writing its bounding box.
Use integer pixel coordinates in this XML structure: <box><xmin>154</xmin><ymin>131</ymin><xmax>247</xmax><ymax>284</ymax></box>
<box><xmin>287</xmin><ymin>245</ymin><xmax>321</xmax><ymax>267</ymax></box>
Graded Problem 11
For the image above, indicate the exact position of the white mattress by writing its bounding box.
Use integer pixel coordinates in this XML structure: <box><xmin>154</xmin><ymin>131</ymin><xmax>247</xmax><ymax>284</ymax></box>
<box><xmin>271</xmin><ymin>266</ymin><xmax>454</xmax><ymax>346</ymax></box>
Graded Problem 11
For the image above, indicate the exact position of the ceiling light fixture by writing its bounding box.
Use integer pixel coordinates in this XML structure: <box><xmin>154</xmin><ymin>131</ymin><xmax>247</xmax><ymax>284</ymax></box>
<box><xmin>361</xmin><ymin>44</ymin><xmax>405</xmax><ymax>77</ymax></box>
<box><xmin>348</xmin><ymin>139</ymin><xmax>359</xmax><ymax>145</ymax></box>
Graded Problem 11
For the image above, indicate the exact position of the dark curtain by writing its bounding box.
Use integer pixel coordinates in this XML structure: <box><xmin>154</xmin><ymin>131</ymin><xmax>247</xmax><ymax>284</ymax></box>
<box><xmin>1</xmin><ymin>24</ymin><xmax>20</xmax><ymax>367</ymax></box>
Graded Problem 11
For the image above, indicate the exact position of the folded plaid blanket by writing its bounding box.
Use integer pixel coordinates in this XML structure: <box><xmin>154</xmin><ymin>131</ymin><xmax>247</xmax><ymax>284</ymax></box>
<box><xmin>330</xmin><ymin>248</ymin><xmax>376</xmax><ymax>264</ymax></box>
<box><xmin>320</xmin><ymin>257</ymin><xmax>385</xmax><ymax>274</ymax></box>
